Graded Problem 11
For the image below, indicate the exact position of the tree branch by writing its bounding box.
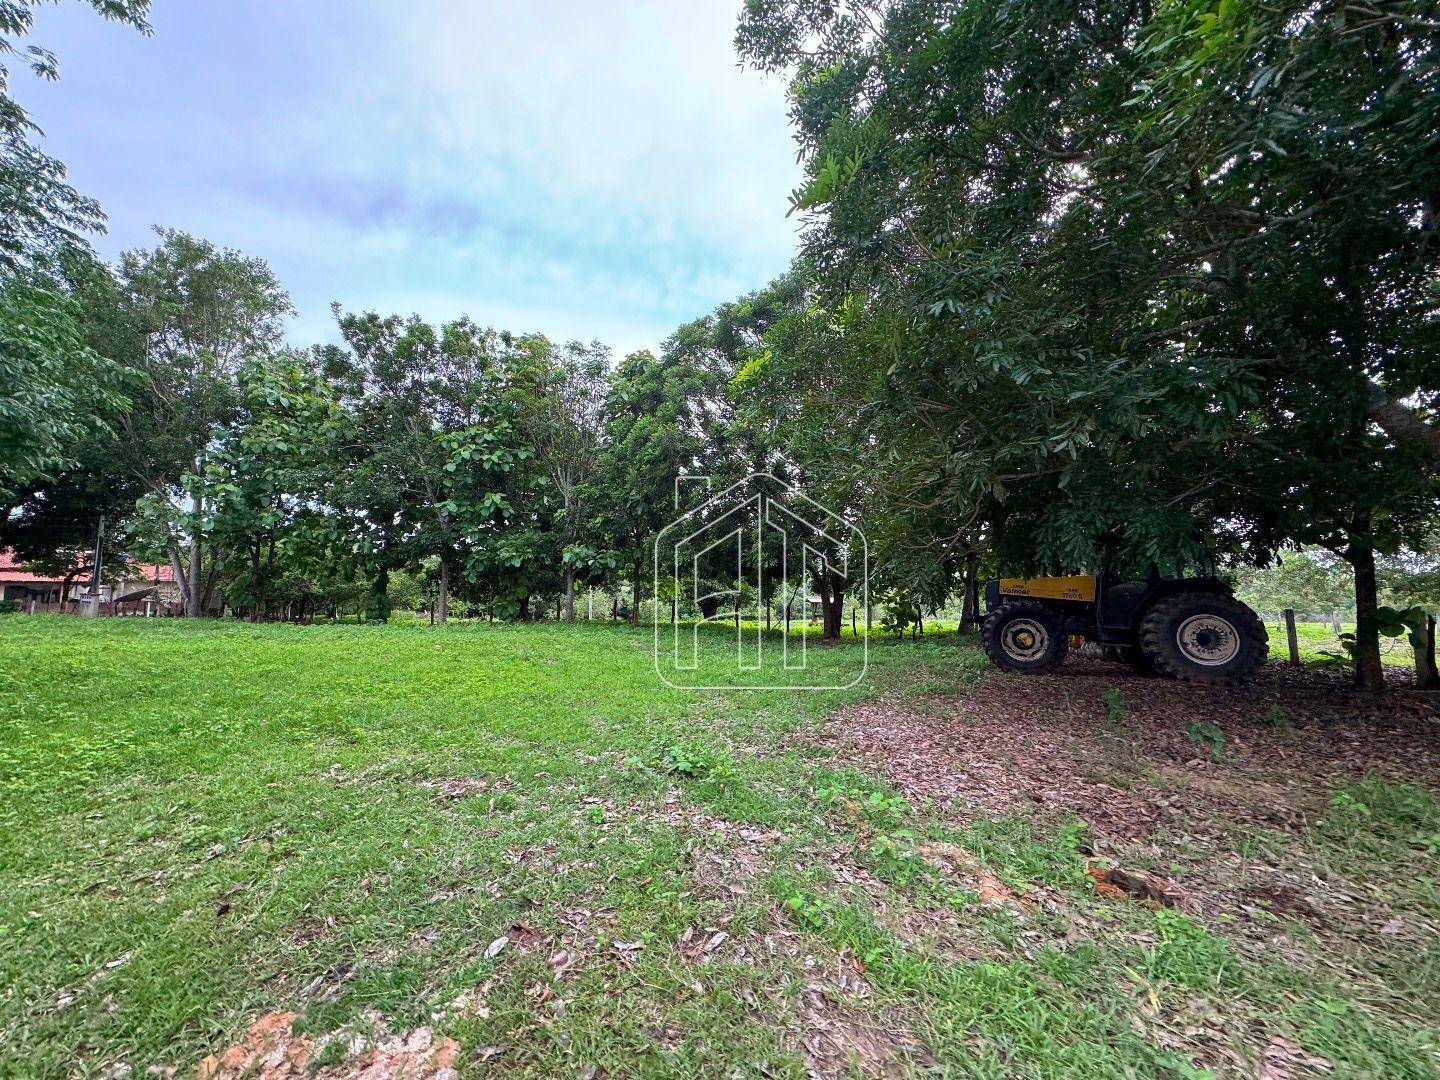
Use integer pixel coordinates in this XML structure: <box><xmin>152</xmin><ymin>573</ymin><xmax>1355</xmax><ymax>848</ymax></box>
<box><xmin>1366</xmin><ymin>383</ymin><xmax>1440</xmax><ymax>459</ymax></box>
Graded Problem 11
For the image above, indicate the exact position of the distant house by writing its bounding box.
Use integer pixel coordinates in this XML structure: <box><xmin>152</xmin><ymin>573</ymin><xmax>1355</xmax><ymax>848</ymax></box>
<box><xmin>0</xmin><ymin>548</ymin><xmax>181</xmax><ymax>613</ymax></box>
<box><xmin>0</xmin><ymin>550</ymin><xmax>69</xmax><ymax>606</ymax></box>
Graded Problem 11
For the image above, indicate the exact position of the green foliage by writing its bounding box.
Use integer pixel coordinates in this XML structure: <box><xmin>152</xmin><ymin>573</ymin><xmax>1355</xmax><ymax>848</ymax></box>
<box><xmin>777</xmin><ymin>884</ymin><xmax>836</xmax><ymax>932</ymax></box>
<box><xmin>595</xmin><ymin>346</ymin><xmax>718</xmax><ymax>612</ymax></box>
<box><xmin>812</xmin><ymin>770</ymin><xmax>909</xmax><ymax>831</ymax></box>
<box><xmin>1148</xmin><ymin>909</ymin><xmax>1235</xmax><ymax>991</ymax></box>
<box><xmin>205</xmin><ymin>355</ymin><xmax>345</xmax><ymax>619</ymax></box>
<box><xmin>647</xmin><ymin>742</ymin><xmax>737</xmax><ymax>785</ymax></box>
<box><xmin>878</xmin><ymin>594</ymin><xmax>922</xmax><ymax>639</ymax></box>
<box><xmin>0</xmin><ymin>270</ymin><xmax>129</xmax><ymax>497</ymax></box>
<box><xmin>1316</xmin><ymin>604</ymin><xmax>1431</xmax><ymax>671</ymax></box>
<box><xmin>1235</xmin><ymin>550</ymin><xmax>1354</xmax><ymax>617</ymax></box>
<box><xmin>736</xmin><ymin>0</ymin><xmax>1440</xmax><ymax>655</ymax></box>
<box><xmin>1186</xmin><ymin>721</ymin><xmax>1227</xmax><ymax>760</ymax></box>
<box><xmin>363</xmin><ymin>570</ymin><xmax>392</xmax><ymax>624</ymax></box>
<box><xmin>1319</xmin><ymin>777</ymin><xmax>1440</xmax><ymax>852</ymax></box>
<box><xmin>1260</xmin><ymin>704</ymin><xmax>1290</xmax><ymax>729</ymax></box>
<box><xmin>1101</xmin><ymin>688</ymin><xmax>1129</xmax><ymax>726</ymax></box>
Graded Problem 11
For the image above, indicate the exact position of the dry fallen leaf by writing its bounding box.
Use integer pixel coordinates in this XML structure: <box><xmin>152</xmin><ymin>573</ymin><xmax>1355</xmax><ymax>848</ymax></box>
<box><xmin>548</xmin><ymin>949</ymin><xmax>575</xmax><ymax>978</ymax></box>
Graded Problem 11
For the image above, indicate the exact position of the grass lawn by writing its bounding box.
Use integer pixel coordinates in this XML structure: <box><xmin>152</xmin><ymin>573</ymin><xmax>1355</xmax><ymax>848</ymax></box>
<box><xmin>1263</xmin><ymin>619</ymin><xmax>1415</xmax><ymax>668</ymax></box>
<box><xmin>2</xmin><ymin>616</ymin><xmax>1437</xmax><ymax>1077</ymax></box>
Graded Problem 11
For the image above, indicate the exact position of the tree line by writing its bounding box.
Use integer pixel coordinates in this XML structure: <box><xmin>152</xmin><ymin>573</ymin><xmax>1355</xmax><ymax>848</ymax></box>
<box><xmin>2</xmin><ymin>0</ymin><xmax>1438</xmax><ymax>689</ymax></box>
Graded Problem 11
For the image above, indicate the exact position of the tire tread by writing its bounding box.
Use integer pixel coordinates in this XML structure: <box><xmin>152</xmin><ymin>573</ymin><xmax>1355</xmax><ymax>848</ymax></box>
<box><xmin>981</xmin><ymin>601</ymin><xmax>1069</xmax><ymax>674</ymax></box>
<box><xmin>1138</xmin><ymin>591</ymin><xmax>1268</xmax><ymax>685</ymax></box>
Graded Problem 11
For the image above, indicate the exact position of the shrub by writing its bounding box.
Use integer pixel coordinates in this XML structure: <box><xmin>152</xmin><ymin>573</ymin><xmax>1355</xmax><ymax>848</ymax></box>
<box><xmin>1185</xmin><ymin>721</ymin><xmax>1226</xmax><ymax>760</ymax></box>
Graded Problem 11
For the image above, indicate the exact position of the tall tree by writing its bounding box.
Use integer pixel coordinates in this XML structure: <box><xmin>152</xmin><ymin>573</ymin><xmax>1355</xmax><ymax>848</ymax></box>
<box><xmin>1</xmin><ymin>1</ymin><xmax>148</xmax><ymax>497</ymax></box>
<box><xmin>511</xmin><ymin>337</ymin><xmax>609</xmax><ymax>621</ymax></box>
<box><xmin>98</xmin><ymin>229</ymin><xmax>292</xmax><ymax>615</ymax></box>
<box><xmin>737</xmin><ymin>0</ymin><xmax>1440</xmax><ymax>684</ymax></box>
<box><xmin>206</xmin><ymin>354</ymin><xmax>344</xmax><ymax>620</ymax></box>
<box><xmin>329</xmin><ymin>311</ymin><xmax>529</xmax><ymax>624</ymax></box>
<box><xmin>597</xmin><ymin>347</ymin><xmax>715</xmax><ymax>620</ymax></box>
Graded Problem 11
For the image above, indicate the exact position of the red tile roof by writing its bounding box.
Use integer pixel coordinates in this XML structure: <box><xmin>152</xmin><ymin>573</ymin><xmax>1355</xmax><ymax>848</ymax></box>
<box><xmin>0</xmin><ymin>548</ymin><xmax>175</xmax><ymax>584</ymax></box>
<box><xmin>137</xmin><ymin>561</ymin><xmax>176</xmax><ymax>583</ymax></box>
<box><xmin>0</xmin><ymin>549</ymin><xmax>67</xmax><ymax>584</ymax></box>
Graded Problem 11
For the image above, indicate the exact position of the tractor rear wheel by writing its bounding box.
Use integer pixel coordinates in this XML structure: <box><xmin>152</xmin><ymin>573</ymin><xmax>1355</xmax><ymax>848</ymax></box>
<box><xmin>982</xmin><ymin>602</ymin><xmax>1069</xmax><ymax>674</ymax></box>
<box><xmin>1138</xmin><ymin>591</ymin><xmax>1268</xmax><ymax>685</ymax></box>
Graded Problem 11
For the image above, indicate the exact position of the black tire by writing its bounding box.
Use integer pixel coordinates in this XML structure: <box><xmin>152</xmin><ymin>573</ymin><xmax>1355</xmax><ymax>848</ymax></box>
<box><xmin>981</xmin><ymin>602</ymin><xmax>1069</xmax><ymax>674</ymax></box>
<box><xmin>1138</xmin><ymin>591</ymin><xmax>1268</xmax><ymax>685</ymax></box>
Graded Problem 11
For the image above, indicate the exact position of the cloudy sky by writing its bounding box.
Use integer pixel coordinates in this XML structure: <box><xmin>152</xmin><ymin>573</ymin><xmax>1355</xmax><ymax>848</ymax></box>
<box><xmin>15</xmin><ymin>0</ymin><xmax>803</xmax><ymax>356</ymax></box>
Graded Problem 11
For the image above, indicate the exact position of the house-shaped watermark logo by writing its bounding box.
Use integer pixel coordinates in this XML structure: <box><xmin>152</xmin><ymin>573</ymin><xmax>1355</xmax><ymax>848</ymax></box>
<box><xmin>653</xmin><ymin>472</ymin><xmax>868</xmax><ymax>690</ymax></box>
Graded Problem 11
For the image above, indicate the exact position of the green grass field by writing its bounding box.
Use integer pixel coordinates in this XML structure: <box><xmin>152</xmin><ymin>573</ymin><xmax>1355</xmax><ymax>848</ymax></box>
<box><xmin>2</xmin><ymin>617</ymin><xmax>1436</xmax><ymax>1077</ymax></box>
<box><xmin>1261</xmin><ymin>619</ymin><xmax>1415</xmax><ymax>668</ymax></box>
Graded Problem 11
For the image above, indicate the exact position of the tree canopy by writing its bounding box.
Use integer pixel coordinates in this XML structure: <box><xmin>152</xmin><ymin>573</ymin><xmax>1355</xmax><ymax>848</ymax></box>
<box><xmin>2</xmin><ymin>0</ymin><xmax>1436</xmax><ymax>685</ymax></box>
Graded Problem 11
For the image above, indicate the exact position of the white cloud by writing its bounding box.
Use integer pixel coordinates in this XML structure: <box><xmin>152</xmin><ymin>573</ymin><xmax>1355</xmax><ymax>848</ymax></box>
<box><xmin>16</xmin><ymin>0</ymin><xmax>804</xmax><ymax>355</ymax></box>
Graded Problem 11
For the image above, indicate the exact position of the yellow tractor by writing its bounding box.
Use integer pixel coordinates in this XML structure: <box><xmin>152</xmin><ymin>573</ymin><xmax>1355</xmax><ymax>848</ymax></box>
<box><xmin>980</xmin><ymin>554</ymin><xmax>1268</xmax><ymax>685</ymax></box>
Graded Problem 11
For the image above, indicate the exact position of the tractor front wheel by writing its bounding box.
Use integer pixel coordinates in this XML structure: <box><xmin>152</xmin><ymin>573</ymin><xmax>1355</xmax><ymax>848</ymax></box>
<box><xmin>1138</xmin><ymin>592</ymin><xmax>1268</xmax><ymax>685</ymax></box>
<box><xmin>982</xmin><ymin>602</ymin><xmax>1069</xmax><ymax>674</ymax></box>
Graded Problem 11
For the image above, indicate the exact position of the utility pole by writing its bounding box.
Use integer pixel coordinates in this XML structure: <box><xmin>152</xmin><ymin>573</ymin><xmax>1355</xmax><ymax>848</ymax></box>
<box><xmin>86</xmin><ymin>515</ymin><xmax>105</xmax><ymax>618</ymax></box>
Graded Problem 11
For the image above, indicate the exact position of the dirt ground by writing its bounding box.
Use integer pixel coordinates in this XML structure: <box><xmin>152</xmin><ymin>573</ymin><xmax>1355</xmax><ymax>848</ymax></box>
<box><xmin>819</xmin><ymin>658</ymin><xmax>1440</xmax><ymax>950</ymax></box>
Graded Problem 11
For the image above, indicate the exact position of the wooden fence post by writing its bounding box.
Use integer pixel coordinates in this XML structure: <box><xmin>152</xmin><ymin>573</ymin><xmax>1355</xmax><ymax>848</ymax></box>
<box><xmin>1284</xmin><ymin>609</ymin><xmax>1300</xmax><ymax>666</ymax></box>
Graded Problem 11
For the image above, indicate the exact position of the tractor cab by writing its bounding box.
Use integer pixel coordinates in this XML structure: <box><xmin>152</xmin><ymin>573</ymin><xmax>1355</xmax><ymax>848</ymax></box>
<box><xmin>1094</xmin><ymin>548</ymin><xmax>1224</xmax><ymax>642</ymax></box>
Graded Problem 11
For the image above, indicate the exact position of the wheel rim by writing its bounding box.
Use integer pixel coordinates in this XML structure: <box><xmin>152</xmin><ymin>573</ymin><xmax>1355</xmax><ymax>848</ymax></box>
<box><xmin>1001</xmin><ymin>618</ymin><xmax>1049</xmax><ymax>662</ymax></box>
<box><xmin>1176</xmin><ymin>614</ymin><xmax>1240</xmax><ymax>666</ymax></box>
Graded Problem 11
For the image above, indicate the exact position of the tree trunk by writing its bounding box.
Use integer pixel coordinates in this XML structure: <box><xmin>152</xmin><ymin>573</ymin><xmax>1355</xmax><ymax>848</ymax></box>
<box><xmin>437</xmin><ymin>558</ymin><xmax>449</xmax><ymax>625</ymax></box>
<box><xmin>814</xmin><ymin>568</ymin><xmax>844</xmax><ymax>641</ymax></box>
<box><xmin>200</xmin><ymin>560</ymin><xmax>219</xmax><ymax>617</ymax></box>
<box><xmin>60</xmin><ymin>565</ymin><xmax>86</xmax><ymax>609</ymax></box>
<box><xmin>366</xmin><ymin>566</ymin><xmax>391</xmax><ymax>624</ymax></box>
<box><xmin>167</xmin><ymin>543</ymin><xmax>190</xmax><ymax>615</ymax></box>
<box><xmin>518</xmin><ymin>594</ymin><xmax>531</xmax><ymax>621</ymax></box>
<box><xmin>187</xmin><ymin>522</ymin><xmax>203</xmax><ymax>618</ymax></box>
<box><xmin>564</xmin><ymin>567</ymin><xmax>575</xmax><ymax>621</ymax></box>
<box><xmin>250</xmin><ymin>543</ymin><xmax>263</xmax><ymax>622</ymax></box>
<box><xmin>961</xmin><ymin>552</ymin><xmax>980</xmax><ymax>632</ymax></box>
<box><xmin>1350</xmin><ymin>540</ymin><xmax>1385</xmax><ymax>690</ymax></box>
<box><xmin>1415</xmin><ymin>615</ymin><xmax>1439</xmax><ymax>690</ymax></box>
